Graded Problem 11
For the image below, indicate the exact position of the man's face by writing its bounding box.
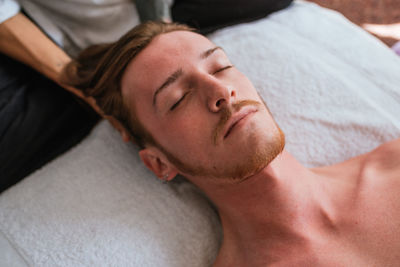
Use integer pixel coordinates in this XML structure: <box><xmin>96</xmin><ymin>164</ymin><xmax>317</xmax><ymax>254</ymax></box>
<box><xmin>121</xmin><ymin>31</ymin><xmax>284</xmax><ymax>181</ymax></box>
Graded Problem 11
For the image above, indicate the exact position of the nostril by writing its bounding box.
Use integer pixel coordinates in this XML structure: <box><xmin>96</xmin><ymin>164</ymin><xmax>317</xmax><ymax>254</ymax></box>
<box><xmin>216</xmin><ymin>99</ymin><xmax>223</xmax><ymax>107</ymax></box>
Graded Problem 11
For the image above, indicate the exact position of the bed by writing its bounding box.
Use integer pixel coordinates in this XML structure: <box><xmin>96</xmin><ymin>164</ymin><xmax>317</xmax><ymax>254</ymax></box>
<box><xmin>1</xmin><ymin>1</ymin><xmax>400</xmax><ymax>266</ymax></box>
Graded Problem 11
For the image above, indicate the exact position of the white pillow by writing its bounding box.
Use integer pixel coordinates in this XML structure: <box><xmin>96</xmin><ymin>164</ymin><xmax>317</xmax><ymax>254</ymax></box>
<box><xmin>1</xmin><ymin>1</ymin><xmax>400</xmax><ymax>266</ymax></box>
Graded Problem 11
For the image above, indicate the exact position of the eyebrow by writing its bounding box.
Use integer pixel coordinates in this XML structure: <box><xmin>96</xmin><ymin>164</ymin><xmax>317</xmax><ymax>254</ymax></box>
<box><xmin>152</xmin><ymin>68</ymin><xmax>183</xmax><ymax>106</ymax></box>
<box><xmin>200</xmin><ymin>46</ymin><xmax>223</xmax><ymax>59</ymax></box>
<box><xmin>152</xmin><ymin>46</ymin><xmax>223</xmax><ymax>107</ymax></box>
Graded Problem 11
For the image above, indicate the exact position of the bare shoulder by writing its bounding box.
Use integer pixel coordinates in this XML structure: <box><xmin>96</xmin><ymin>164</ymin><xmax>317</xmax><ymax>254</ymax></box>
<box><xmin>365</xmin><ymin>138</ymin><xmax>400</xmax><ymax>171</ymax></box>
<box><xmin>311</xmin><ymin>138</ymin><xmax>400</xmax><ymax>180</ymax></box>
<box><xmin>371</xmin><ymin>138</ymin><xmax>400</xmax><ymax>153</ymax></box>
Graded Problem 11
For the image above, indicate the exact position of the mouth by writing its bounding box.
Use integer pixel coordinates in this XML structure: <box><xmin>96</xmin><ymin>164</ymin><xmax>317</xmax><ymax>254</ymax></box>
<box><xmin>223</xmin><ymin>107</ymin><xmax>257</xmax><ymax>139</ymax></box>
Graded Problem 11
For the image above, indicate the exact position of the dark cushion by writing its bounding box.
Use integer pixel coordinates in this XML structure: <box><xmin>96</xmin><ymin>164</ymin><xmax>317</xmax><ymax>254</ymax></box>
<box><xmin>172</xmin><ymin>0</ymin><xmax>293</xmax><ymax>34</ymax></box>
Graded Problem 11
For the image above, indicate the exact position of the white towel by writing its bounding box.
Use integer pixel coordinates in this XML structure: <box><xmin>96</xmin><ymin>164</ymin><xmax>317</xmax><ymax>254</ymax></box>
<box><xmin>1</xmin><ymin>1</ymin><xmax>400</xmax><ymax>266</ymax></box>
<box><xmin>208</xmin><ymin>0</ymin><xmax>400</xmax><ymax>167</ymax></box>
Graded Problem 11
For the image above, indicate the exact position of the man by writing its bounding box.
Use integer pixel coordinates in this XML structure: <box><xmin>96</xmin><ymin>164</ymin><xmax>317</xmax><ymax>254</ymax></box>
<box><xmin>65</xmin><ymin>22</ymin><xmax>400</xmax><ymax>266</ymax></box>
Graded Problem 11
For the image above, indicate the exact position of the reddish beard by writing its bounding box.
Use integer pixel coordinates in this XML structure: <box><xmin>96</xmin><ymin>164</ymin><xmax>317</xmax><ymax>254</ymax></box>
<box><xmin>212</xmin><ymin>100</ymin><xmax>263</xmax><ymax>146</ymax></box>
<box><xmin>155</xmin><ymin>99</ymin><xmax>285</xmax><ymax>180</ymax></box>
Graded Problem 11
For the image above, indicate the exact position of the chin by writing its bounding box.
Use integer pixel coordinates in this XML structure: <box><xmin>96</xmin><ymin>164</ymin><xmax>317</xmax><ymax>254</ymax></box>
<box><xmin>221</xmin><ymin>126</ymin><xmax>285</xmax><ymax>181</ymax></box>
<box><xmin>171</xmin><ymin>124</ymin><xmax>285</xmax><ymax>182</ymax></box>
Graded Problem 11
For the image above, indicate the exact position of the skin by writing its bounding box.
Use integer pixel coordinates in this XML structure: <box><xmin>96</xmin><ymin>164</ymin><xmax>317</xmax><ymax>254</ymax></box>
<box><xmin>121</xmin><ymin>30</ymin><xmax>284</xmax><ymax>181</ymax></box>
<box><xmin>120</xmin><ymin>31</ymin><xmax>400</xmax><ymax>266</ymax></box>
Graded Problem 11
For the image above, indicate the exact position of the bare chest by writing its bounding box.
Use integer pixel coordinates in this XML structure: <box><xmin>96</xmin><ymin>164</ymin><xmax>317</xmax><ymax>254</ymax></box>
<box><xmin>311</xmin><ymin>142</ymin><xmax>400</xmax><ymax>266</ymax></box>
<box><xmin>340</xmin><ymin>151</ymin><xmax>400</xmax><ymax>264</ymax></box>
<box><xmin>216</xmin><ymin>140</ymin><xmax>400</xmax><ymax>267</ymax></box>
<box><xmin>286</xmin><ymin>141</ymin><xmax>400</xmax><ymax>266</ymax></box>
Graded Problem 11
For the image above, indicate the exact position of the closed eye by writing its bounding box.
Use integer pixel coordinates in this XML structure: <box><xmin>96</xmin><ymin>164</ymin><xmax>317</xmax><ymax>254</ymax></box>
<box><xmin>169</xmin><ymin>65</ymin><xmax>233</xmax><ymax>111</ymax></box>
<box><xmin>170</xmin><ymin>92</ymin><xmax>189</xmax><ymax>111</ymax></box>
<box><xmin>213</xmin><ymin>65</ymin><xmax>234</xmax><ymax>75</ymax></box>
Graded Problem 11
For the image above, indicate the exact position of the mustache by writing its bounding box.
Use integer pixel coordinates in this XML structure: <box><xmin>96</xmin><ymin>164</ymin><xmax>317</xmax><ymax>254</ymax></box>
<box><xmin>213</xmin><ymin>100</ymin><xmax>262</xmax><ymax>145</ymax></box>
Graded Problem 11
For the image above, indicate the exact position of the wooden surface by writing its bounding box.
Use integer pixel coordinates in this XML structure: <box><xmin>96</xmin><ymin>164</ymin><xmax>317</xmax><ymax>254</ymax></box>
<box><xmin>308</xmin><ymin>0</ymin><xmax>400</xmax><ymax>46</ymax></box>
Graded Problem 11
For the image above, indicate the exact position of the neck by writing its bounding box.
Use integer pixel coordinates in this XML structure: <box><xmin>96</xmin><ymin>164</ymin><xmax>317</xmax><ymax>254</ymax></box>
<box><xmin>191</xmin><ymin>150</ymin><xmax>338</xmax><ymax>261</ymax></box>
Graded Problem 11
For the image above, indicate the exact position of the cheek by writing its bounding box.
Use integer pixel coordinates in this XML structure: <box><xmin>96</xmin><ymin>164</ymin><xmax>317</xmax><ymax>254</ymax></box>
<box><xmin>232</xmin><ymin>72</ymin><xmax>259</xmax><ymax>99</ymax></box>
<box><xmin>168</xmin><ymin>112</ymin><xmax>209</xmax><ymax>147</ymax></box>
<box><xmin>153</xmin><ymin>107</ymin><xmax>212</xmax><ymax>157</ymax></box>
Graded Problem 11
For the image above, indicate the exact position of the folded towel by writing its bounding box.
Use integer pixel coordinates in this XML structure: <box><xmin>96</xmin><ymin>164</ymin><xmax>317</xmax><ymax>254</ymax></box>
<box><xmin>1</xmin><ymin>1</ymin><xmax>400</xmax><ymax>266</ymax></box>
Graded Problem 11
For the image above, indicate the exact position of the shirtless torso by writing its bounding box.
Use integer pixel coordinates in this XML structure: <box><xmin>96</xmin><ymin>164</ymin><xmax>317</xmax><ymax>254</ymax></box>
<box><xmin>214</xmin><ymin>139</ymin><xmax>400</xmax><ymax>267</ymax></box>
<box><xmin>279</xmin><ymin>138</ymin><xmax>400</xmax><ymax>266</ymax></box>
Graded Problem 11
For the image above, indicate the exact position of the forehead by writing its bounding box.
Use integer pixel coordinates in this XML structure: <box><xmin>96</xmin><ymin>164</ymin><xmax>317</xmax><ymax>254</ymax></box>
<box><xmin>121</xmin><ymin>31</ymin><xmax>216</xmax><ymax>103</ymax></box>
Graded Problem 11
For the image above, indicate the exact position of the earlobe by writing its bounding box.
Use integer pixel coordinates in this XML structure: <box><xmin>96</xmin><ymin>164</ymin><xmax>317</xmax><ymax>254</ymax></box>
<box><xmin>139</xmin><ymin>148</ymin><xmax>178</xmax><ymax>182</ymax></box>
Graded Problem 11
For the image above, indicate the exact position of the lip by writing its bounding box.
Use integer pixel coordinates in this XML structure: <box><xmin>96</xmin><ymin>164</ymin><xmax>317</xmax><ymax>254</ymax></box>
<box><xmin>223</xmin><ymin>107</ymin><xmax>257</xmax><ymax>139</ymax></box>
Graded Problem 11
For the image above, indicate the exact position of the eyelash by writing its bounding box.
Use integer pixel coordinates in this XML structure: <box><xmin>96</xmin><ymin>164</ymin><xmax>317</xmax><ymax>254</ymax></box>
<box><xmin>170</xmin><ymin>92</ymin><xmax>188</xmax><ymax>111</ymax></box>
<box><xmin>170</xmin><ymin>65</ymin><xmax>234</xmax><ymax>111</ymax></box>
<box><xmin>213</xmin><ymin>65</ymin><xmax>233</xmax><ymax>75</ymax></box>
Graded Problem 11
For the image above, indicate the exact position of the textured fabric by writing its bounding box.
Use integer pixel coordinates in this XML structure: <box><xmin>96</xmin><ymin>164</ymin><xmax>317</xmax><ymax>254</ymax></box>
<box><xmin>0</xmin><ymin>1</ymin><xmax>400</xmax><ymax>266</ymax></box>
<box><xmin>135</xmin><ymin>0</ymin><xmax>172</xmax><ymax>22</ymax></box>
<box><xmin>172</xmin><ymin>0</ymin><xmax>293</xmax><ymax>34</ymax></box>
<box><xmin>2</xmin><ymin>0</ymin><xmax>173</xmax><ymax>56</ymax></box>
<box><xmin>0</xmin><ymin>53</ymin><xmax>99</xmax><ymax>193</ymax></box>
<box><xmin>0</xmin><ymin>231</ymin><xmax>27</xmax><ymax>267</ymax></box>
<box><xmin>17</xmin><ymin>0</ymin><xmax>140</xmax><ymax>57</ymax></box>
<box><xmin>0</xmin><ymin>0</ymin><xmax>20</xmax><ymax>23</ymax></box>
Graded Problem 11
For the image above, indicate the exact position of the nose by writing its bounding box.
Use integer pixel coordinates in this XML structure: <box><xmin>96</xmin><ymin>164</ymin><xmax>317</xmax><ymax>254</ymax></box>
<box><xmin>205</xmin><ymin>78</ymin><xmax>236</xmax><ymax>113</ymax></box>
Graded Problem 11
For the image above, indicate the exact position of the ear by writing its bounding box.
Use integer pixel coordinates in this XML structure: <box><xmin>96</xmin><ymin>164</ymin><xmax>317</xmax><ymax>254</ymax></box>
<box><xmin>106</xmin><ymin>116</ymin><xmax>131</xmax><ymax>143</ymax></box>
<box><xmin>139</xmin><ymin>147</ymin><xmax>178</xmax><ymax>182</ymax></box>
